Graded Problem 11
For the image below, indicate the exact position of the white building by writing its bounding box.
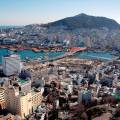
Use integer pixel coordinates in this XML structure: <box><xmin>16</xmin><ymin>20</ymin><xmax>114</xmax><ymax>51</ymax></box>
<box><xmin>77</xmin><ymin>75</ymin><xmax>83</xmax><ymax>85</ymax></box>
<box><xmin>2</xmin><ymin>54</ymin><xmax>22</xmax><ymax>76</ymax></box>
<box><xmin>67</xmin><ymin>85</ymin><xmax>73</xmax><ymax>94</ymax></box>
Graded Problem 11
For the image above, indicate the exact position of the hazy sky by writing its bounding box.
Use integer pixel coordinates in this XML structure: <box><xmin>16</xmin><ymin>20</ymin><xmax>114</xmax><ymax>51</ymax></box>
<box><xmin>0</xmin><ymin>0</ymin><xmax>120</xmax><ymax>25</ymax></box>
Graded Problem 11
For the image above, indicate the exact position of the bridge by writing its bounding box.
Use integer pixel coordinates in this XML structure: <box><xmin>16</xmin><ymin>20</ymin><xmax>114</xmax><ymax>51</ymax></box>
<box><xmin>69</xmin><ymin>47</ymin><xmax>87</xmax><ymax>53</ymax></box>
<box><xmin>48</xmin><ymin>47</ymin><xmax>87</xmax><ymax>62</ymax></box>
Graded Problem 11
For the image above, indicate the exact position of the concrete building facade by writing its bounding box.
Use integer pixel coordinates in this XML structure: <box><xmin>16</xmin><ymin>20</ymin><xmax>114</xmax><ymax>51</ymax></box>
<box><xmin>0</xmin><ymin>87</ymin><xmax>6</xmax><ymax>110</ymax></box>
<box><xmin>2</xmin><ymin>54</ymin><xmax>22</xmax><ymax>76</ymax></box>
<box><xmin>5</xmin><ymin>79</ymin><xmax>43</xmax><ymax>119</ymax></box>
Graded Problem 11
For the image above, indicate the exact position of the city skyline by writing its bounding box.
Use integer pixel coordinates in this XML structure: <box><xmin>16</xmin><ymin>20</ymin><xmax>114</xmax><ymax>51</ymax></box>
<box><xmin>0</xmin><ymin>0</ymin><xmax>120</xmax><ymax>25</ymax></box>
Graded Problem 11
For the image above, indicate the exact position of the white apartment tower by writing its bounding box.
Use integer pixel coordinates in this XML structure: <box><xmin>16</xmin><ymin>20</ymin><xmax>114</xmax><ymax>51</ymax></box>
<box><xmin>2</xmin><ymin>54</ymin><xmax>22</xmax><ymax>76</ymax></box>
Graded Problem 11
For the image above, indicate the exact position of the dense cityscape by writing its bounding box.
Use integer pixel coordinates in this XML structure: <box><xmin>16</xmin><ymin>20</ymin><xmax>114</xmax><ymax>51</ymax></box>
<box><xmin>0</xmin><ymin>0</ymin><xmax>120</xmax><ymax>120</ymax></box>
<box><xmin>0</xmin><ymin>46</ymin><xmax>120</xmax><ymax>120</ymax></box>
<box><xmin>0</xmin><ymin>27</ymin><xmax>120</xmax><ymax>120</ymax></box>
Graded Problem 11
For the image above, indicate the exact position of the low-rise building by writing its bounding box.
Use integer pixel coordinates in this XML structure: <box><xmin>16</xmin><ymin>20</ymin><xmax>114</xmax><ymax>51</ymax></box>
<box><xmin>78</xmin><ymin>89</ymin><xmax>92</xmax><ymax>104</ymax></box>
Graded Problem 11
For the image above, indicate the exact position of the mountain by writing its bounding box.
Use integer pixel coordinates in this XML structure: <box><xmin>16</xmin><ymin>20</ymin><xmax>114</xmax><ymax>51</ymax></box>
<box><xmin>1</xmin><ymin>14</ymin><xmax>120</xmax><ymax>51</ymax></box>
<box><xmin>47</xmin><ymin>13</ymin><xmax>120</xmax><ymax>30</ymax></box>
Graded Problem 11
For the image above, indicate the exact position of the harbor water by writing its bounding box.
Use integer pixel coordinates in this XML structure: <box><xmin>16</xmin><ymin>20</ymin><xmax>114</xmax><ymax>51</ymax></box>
<box><xmin>0</xmin><ymin>48</ymin><xmax>113</xmax><ymax>64</ymax></box>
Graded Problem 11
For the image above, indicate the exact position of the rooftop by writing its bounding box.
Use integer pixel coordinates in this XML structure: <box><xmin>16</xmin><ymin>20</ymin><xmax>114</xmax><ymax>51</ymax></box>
<box><xmin>18</xmin><ymin>78</ymin><xmax>28</xmax><ymax>85</ymax></box>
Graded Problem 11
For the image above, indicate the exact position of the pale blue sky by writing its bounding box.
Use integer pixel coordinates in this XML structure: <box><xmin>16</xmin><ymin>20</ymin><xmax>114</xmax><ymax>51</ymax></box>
<box><xmin>0</xmin><ymin>0</ymin><xmax>120</xmax><ymax>25</ymax></box>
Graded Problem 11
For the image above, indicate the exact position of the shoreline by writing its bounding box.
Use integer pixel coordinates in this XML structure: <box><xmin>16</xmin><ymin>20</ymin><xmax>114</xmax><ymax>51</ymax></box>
<box><xmin>0</xmin><ymin>45</ymin><xmax>66</xmax><ymax>52</ymax></box>
<box><xmin>0</xmin><ymin>45</ymin><xmax>88</xmax><ymax>53</ymax></box>
<box><xmin>0</xmin><ymin>46</ymin><xmax>119</xmax><ymax>64</ymax></box>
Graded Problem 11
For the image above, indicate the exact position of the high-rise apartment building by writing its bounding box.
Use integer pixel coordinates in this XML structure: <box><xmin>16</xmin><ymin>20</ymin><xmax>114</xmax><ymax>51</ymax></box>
<box><xmin>0</xmin><ymin>87</ymin><xmax>6</xmax><ymax>110</ymax></box>
<box><xmin>2</xmin><ymin>54</ymin><xmax>22</xmax><ymax>76</ymax></box>
<box><xmin>5</xmin><ymin>79</ymin><xmax>43</xmax><ymax>119</ymax></box>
